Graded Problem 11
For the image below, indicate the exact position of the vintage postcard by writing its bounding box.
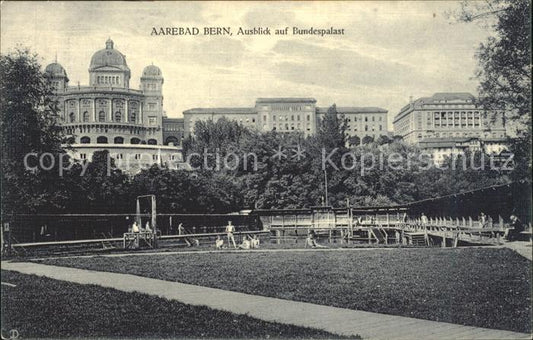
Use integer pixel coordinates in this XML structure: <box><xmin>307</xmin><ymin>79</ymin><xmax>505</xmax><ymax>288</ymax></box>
<box><xmin>1</xmin><ymin>1</ymin><xmax>531</xmax><ymax>339</ymax></box>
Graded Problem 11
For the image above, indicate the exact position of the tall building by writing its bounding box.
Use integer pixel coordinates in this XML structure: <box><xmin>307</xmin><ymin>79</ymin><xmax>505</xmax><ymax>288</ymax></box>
<box><xmin>316</xmin><ymin>107</ymin><xmax>388</xmax><ymax>140</ymax></box>
<box><xmin>45</xmin><ymin>39</ymin><xmax>182</xmax><ymax>172</ymax></box>
<box><xmin>184</xmin><ymin>98</ymin><xmax>388</xmax><ymax>140</ymax></box>
<box><xmin>393</xmin><ymin>92</ymin><xmax>508</xmax><ymax>163</ymax></box>
<box><xmin>393</xmin><ymin>93</ymin><xmax>506</xmax><ymax>144</ymax></box>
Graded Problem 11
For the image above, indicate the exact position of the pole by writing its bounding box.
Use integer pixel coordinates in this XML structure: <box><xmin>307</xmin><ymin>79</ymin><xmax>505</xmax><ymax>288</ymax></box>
<box><xmin>324</xmin><ymin>169</ymin><xmax>328</xmax><ymax>206</ymax></box>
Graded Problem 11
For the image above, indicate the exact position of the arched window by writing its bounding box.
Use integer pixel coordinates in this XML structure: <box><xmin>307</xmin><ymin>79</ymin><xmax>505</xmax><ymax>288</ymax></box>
<box><xmin>130</xmin><ymin>137</ymin><xmax>141</xmax><ymax>144</ymax></box>
<box><xmin>83</xmin><ymin>111</ymin><xmax>90</xmax><ymax>122</ymax></box>
<box><xmin>147</xmin><ymin>139</ymin><xmax>157</xmax><ymax>145</ymax></box>
<box><xmin>96</xmin><ymin>136</ymin><xmax>108</xmax><ymax>144</ymax></box>
<box><xmin>114</xmin><ymin>111</ymin><xmax>122</xmax><ymax>122</ymax></box>
<box><xmin>98</xmin><ymin>111</ymin><xmax>106</xmax><ymax>122</ymax></box>
<box><xmin>69</xmin><ymin>112</ymin><xmax>76</xmax><ymax>123</ymax></box>
<box><xmin>129</xmin><ymin>112</ymin><xmax>136</xmax><ymax>123</ymax></box>
<box><xmin>80</xmin><ymin>136</ymin><xmax>91</xmax><ymax>144</ymax></box>
<box><xmin>165</xmin><ymin>136</ymin><xmax>179</xmax><ymax>146</ymax></box>
<box><xmin>114</xmin><ymin>136</ymin><xmax>124</xmax><ymax>144</ymax></box>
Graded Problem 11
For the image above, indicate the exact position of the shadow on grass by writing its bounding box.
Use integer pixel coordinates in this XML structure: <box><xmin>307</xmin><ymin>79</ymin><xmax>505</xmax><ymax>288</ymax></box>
<box><xmin>1</xmin><ymin>270</ymin><xmax>358</xmax><ymax>339</ymax></box>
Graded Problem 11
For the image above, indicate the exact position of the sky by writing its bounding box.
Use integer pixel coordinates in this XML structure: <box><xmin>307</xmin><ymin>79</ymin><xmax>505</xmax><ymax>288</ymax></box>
<box><xmin>1</xmin><ymin>1</ymin><xmax>494</xmax><ymax>128</ymax></box>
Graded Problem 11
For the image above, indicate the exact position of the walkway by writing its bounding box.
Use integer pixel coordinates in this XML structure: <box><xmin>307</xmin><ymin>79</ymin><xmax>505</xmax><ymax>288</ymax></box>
<box><xmin>501</xmin><ymin>241</ymin><xmax>533</xmax><ymax>261</ymax></box>
<box><xmin>2</xmin><ymin>261</ymin><xmax>531</xmax><ymax>340</ymax></box>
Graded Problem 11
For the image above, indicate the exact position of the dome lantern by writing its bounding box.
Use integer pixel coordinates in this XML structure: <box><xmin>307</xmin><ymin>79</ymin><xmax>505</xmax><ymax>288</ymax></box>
<box><xmin>106</xmin><ymin>38</ymin><xmax>114</xmax><ymax>49</ymax></box>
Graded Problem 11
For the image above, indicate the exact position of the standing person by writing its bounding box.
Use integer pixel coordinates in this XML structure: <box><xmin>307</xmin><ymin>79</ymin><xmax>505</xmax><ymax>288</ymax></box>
<box><xmin>145</xmin><ymin>221</ymin><xmax>152</xmax><ymax>233</ymax></box>
<box><xmin>132</xmin><ymin>221</ymin><xmax>140</xmax><ymax>233</ymax></box>
<box><xmin>178</xmin><ymin>222</ymin><xmax>192</xmax><ymax>247</ymax></box>
<box><xmin>507</xmin><ymin>215</ymin><xmax>523</xmax><ymax>241</ymax></box>
<box><xmin>421</xmin><ymin>213</ymin><xmax>428</xmax><ymax>225</ymax></box>
<box><xmin>225</xmin><ymin>221</ymin><xmax>236</xmax><ymax>249</ymax></box>
<box><xmin>178</xmin><ymin>223</ymin><xmax>185</xmax><ymax>235</ymax></box>
<box><xmin>479</xmin><ymin>212</ymin><xmax>488</xmax><ymax>228</ymax></box>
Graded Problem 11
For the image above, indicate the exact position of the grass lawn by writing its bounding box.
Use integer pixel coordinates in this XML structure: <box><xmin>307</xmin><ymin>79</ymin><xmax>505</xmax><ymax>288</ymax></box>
<box><xmin>1</xmin><ymin>270</ymin><xmax>355</xmax><ymax>339</ymax></box>
<box><xmin>37</xmin><ymin>248</ymin><xmax>532</xmax><ymax>333</ymax></box>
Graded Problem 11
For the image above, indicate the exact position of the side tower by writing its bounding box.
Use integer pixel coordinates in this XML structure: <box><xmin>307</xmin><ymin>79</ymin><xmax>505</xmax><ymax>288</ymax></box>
<box><xmin>140</xmin><ymin>64</ymin><xmax>164</xmax><ymax>143</ymax></box>
<box><xmin>44</xmin><ymin>62</ymin><xmax>69</xmax><ymax>92</ymax></box>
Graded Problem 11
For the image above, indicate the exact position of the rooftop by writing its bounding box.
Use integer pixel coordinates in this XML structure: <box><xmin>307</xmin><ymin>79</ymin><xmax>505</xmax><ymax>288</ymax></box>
<box><xmin>183</xmin><ymin>108</ymin><xmax>256</xmax><ymax>115</ymax></box>
<box><xmin>317</xmin><ymin>107</ymin><xmax>388</xmax><ymax>114</ymax></box>
<box><xmin>162</xmin><ymin>117</ymin><xmax>184</xmax><ymax>122</ymax></box>
<box><xmin>255</xmin><ymin>98</ymin><xmax>317</xmax><ymax>104</ymax></box>
<box><xmin>395</xmin><ymin>92</ymin><xmax>478</xmax><ymax>122</ymax></box>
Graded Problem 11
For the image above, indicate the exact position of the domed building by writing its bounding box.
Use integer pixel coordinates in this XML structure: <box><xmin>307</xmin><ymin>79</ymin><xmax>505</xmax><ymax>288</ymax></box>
<box><xmin>46</xmin><ymin>39</ymin><xmax>184</xmax><ymax>173</ymax></box>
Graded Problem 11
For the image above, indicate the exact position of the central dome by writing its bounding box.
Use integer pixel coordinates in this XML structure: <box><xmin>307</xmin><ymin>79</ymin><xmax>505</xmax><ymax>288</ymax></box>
<box><xmin>89</xmin><ymin>39</ymin><xmax>130</xmax><ymax>71</ymax></box>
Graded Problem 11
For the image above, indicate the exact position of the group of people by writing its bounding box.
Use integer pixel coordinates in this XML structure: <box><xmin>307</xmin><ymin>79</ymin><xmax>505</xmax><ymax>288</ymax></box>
<box><xmin>215</xmin><ymin>221</ymin><xmax>260</xmax><ymax>250</ymax></box>
<box><xmin>130</xmin><ymin>220</ymin><xmax>153</xmax><ymax>233</ymax></box>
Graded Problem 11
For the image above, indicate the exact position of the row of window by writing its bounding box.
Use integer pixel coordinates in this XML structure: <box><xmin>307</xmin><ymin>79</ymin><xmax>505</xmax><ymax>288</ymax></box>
<box><xmin>417</xmin><ymin>131</ymin><xmax>502</xmax><ymax>139</ymax></box>
<box><xmin>69</xmin><ymin>111</ymin><xmax>137</xmax><ymax>123</ymax></box>
<box><xmin>261</xmin><ymin>104</ymin><xmax>311</xmax><ymax>111</ymax></box>
<box><xmin>346</xmin><ymin>125</ymin><xmax>383</xmax><ymax>132</ymax></box>
<box><xmin>434</xmin><ymin>122</ymin><xmax>481</xmax><ymax>128</ymax></box>
<box><xmin>272</xmin><ymin>114</ymin><xmax>311</xmax><ymax>122</ymax></box>
<box><xmin>97</xmin><ymin>75</ymin><xmax>121</xmax><ymax>85</ymax></box>
<box><xmin>80</xmin><ymin>153</ymin><xmax>175</xmax><ymax>161</ymax></box>
<box><xmin>78</xmin><ymin>136</ymin><xmax>158</xmax><ymax>144</ymax></box>
<box><xmin>434</xmin><ymin>111</ymin><xmax>480</xmax><ymax>118</ymax></box>
<box><xmin>145</xmin><ymin>83</ymin><xmax>158</xmax><ymax>91</ymax></box>
<box><xmin>423</xmin><ymin>102</ymin><xmax>473</xmax><ymax>107</ymax></box>
<box><xmin>347</xmin><ymin>116</ymin><xmax>383</xmax><ymax>122</ymax></box>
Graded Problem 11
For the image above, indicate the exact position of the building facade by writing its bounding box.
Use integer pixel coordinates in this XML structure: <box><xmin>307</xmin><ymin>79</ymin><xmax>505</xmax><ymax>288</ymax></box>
<box><xmin>393</xmin><ymin>93</ymin><xmax>508</xmax><ymax>163</ymax></box>
<box><xmin>45</xmin><ymin>39</ymin><xmax>183</xmax><ymax>172</ymax></box>
<box><xmin>162</xmin><ymin>117</ymin><xmax>185</xmax><ymax>146</ymax></box>
<box><xmin>316</xmin><ymin>106</ymin><xmax>388</xmax><ymax>140</ymax></box>
<box><xmin>184</xmin><ymin>98</ymin><xmax>388</xmax><ymax>140</ymax></box>
<box><xmin>393</xmin><ymin>93</ymin><xmax>506</xmax><ymax>144</ymax></box>
<box><xmin>418</xmin><ymin>137</ymin><xmax>509</xmax><ymax>164</ymax></box>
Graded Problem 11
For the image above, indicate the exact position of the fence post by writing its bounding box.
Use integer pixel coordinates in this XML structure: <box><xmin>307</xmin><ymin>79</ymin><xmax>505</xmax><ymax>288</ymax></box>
<box><xmin>468</xmin><ymin>216</ymin><xmax>473</xmax><ymax>228</ymax></box>
<box><xmin>453</xmin><ymin>232</ymin><xmax>459</xmax><ymax>248</ymax></box>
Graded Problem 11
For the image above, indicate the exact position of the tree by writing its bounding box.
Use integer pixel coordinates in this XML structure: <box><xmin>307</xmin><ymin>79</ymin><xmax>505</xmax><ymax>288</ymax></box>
<box><xmin>457</xmin><ymin>0</ymin><xmax>531</xmax><ymax>183</ymax></box>
<box><xmin>348</xmin><ymin>136</ymin><xmax>361</xmax><ymax>147</ymax></box>
<box><xmin>316</xmin><ymin>104</ymin><xmax>348</xmax><ymax>149</ymax></box>
<box><xmin>184</xmin><ymin>117</ymin><xmax>251</xmax><ymax>169</ymax></box>
<box><xmin>1</xmin><ymin>48</ymin><xmax>67</xmax><ymax>214</ymax></box>
<box><xmin>361</xmin><ymin>135</ymin><xmax>374</xmax><ymax>145</ymax></box>
<box><xmin>376</xmin><ymin>135</ymin><xmax>392</xmax><ymax>145</ymax></box>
